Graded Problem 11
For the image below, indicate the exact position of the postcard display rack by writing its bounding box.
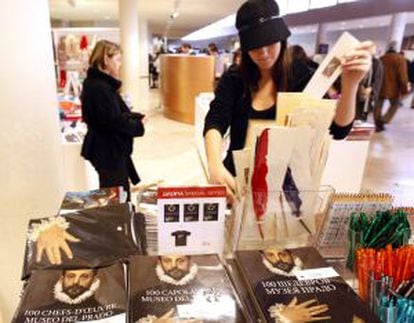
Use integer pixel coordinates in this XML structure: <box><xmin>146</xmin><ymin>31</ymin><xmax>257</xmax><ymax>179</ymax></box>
<box><xmin>227</xmin><ymin>187</ymin><xmax>335</xmax><ymax>253</ymax></box>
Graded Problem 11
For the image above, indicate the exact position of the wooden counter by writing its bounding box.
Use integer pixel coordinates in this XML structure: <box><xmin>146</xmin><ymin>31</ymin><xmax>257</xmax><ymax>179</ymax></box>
<box><xmin>160</xmin><ymin>54</ymin><xmax>214</xmax><ymax>124</ymax></box>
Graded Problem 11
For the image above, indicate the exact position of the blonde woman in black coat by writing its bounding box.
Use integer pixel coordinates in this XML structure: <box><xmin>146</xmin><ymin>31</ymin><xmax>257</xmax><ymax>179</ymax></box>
<box><xmin>81</xmin><ymin>40</ymin><xmax>145</xmax><ymax>199</ymax></box>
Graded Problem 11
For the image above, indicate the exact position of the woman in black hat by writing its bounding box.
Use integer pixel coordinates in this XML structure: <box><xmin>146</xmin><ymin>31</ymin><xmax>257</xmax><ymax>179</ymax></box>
<box><xmin>203</xmin><ymin>0</ymin><xmax>374</xmax><ymax>203</ymax></box>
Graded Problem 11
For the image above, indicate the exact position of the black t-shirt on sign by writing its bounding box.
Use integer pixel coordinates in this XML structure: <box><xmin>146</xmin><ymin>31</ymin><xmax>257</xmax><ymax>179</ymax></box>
<box><xmin>171</xmin><ymin>231</ymin><xmax>191</xmax><ymax>246</ymax></box>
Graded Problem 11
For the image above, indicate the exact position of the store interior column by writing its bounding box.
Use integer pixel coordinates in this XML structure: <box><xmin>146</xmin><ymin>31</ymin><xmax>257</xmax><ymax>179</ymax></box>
<box><xmin>387</xmin><ymin>12</ymin><xmax>408</xmax><ymax>51</ymax></box>
<box><xmin>315</xmin><ymin>23</ymin><xmax>329</xmax><ymax>54</ymax></box>
<box><xmin>138</xmin><ymin>16</ymin><xmax>150</xmax><ymax>110</ymax></box>
<box><xmin>0</xmin><ymin>0</ymin><xmax>63</xmax><ymax>321</ymax></box>
<box><xmin>119</xmin><ymin>0</ymin><xmax>140</xmax><ymax>111</ymax></box>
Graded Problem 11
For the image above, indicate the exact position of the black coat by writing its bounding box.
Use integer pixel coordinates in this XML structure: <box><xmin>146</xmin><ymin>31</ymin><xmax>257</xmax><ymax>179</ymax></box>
<box><xmin>81</xmin><ymin>68</ymin><xmax>145</xmax><ymax>171</ymax></box>
<box><xmin>408</xmin><ymin>60</ymin><xmax>414</xmax><ymax>84</ymax></box>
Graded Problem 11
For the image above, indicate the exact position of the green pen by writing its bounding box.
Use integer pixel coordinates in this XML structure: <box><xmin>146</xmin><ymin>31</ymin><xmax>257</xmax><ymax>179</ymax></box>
<box><xmin>388</xmin><ymin>222</ymin><xmax>406</xmax><ymax>240</ymax></box>
<box><xmin>367</xmin><ymin>215</ymin><xmax>399</xmax><ymax>248</ymax></box>
<box><xmin>360</xmin><ymin>212</ymin><xmax>369</xmax><ymax>244</ymax></box>
<box><xmin>363</xmin><ymin>213</ymin><xmax>380</xmax><ymax>245</ymax></box>
<box><xmin>347</xmin><ymin>213</ymin><xmax>358</xmax><ymax>269</ymax></box>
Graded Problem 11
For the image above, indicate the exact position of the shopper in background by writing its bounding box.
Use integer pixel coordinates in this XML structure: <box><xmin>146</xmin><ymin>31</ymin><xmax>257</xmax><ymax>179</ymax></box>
<box><xmin>289</xmin><ymin>44</ymin><xmax>319</xmax><ymax>71</ymax></box>
<box><xmin>373</xmin><ymin>41</ymin><xmax>410</xmax><ymax>132</ymax></box>
<box><xmin>208</xmin><ymin>42</ymin><xmax>225</xmax><ymax>85</ymax></box>
<box><xmin>407</xmin><ymin>58</ymin><xmax>414</xmax><ymax>109</ymax></box>
<box><xmin>208</xmin><ymin>42</ymin><xmax>219</xmax><ymax>56</ymax></box>
<box><xmin>355</xmin><ymin>54</ymin><xmax>384</xmax><ymax>121</ymax></box>
<box><xmin>204</xmin><ymin>0</ymin><xmax>374</xmax><ymax>203</ymax></box>
<box><xmin>149</xmin><ymin>52</ymin><xmax>160</xmax><ymax>89</ymax></box>
<box><xmin>81</xmin><ymin>40</ymin><xmax>145</xmax><ymax>199</ymax></box>
<box><xmin>179</xmin><ymin>43</ymin><xmax>193</xmax><ymax>54</ymax></box>
<box><xmin>227</xmin><ymin>49</ymin><xmax>242</xmax><ymax>72</ymax></box>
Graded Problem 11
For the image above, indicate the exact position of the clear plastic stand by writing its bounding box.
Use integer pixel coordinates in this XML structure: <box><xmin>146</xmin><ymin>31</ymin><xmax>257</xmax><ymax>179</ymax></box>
<box><xmin>225</xmin><ymin>186</ymin><xmax>335</xmax><ymax>257</ymax></box>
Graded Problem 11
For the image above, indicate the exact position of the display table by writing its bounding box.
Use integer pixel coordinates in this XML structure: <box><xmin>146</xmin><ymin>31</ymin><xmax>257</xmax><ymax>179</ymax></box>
<box><xmin>161</xmin><ymin>54</ymin><xmax>214</xmax><ymax>124</ymax></box>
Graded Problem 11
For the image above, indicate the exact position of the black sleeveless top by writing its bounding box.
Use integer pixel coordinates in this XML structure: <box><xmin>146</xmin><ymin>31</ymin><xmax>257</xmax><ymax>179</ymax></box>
<box><xmin>249</xmin><ymin>105</ymin><xmax>276</xmax><ymax>120</ymax></box>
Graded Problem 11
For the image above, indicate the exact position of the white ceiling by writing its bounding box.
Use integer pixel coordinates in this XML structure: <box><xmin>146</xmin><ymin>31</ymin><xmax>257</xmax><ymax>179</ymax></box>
<box><xmin>49</xmin><ymin>1</ymin><xmax>414</xmax><ymax>39</ymax></box>
<box><xmin>49</xmin><ymin>0</ymin><xmax>245</xmax><ymax>38</ymax></box>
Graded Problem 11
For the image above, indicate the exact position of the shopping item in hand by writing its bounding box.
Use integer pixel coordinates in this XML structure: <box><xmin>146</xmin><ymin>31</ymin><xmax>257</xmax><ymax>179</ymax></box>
<box><xmin>13</xmin><ymin>263</ymin><xmax>126</xmax><ymax>323</ymax></box>
<box><xmin>22</xmin><ymin>203</ymin><xmax>143</xmax><ymax>279</ymax></box>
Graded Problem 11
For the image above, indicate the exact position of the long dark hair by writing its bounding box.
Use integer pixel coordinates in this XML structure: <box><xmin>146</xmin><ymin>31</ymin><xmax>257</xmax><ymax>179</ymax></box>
<box><xmin>240</xmin><ymin>41</ymin><xmax>291</xmax><ymax>93</ymax></box>
<box><xmin>290</xmin><ymin>45</ymin><xmax>312</xmax><ymax>64</ymax></box>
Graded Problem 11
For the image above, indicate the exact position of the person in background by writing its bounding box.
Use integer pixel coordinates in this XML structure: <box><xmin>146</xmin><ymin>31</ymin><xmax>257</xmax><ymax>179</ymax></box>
<box><xmin>407</xmin><ymin>58</ymin><xmax>414</xmax><ymax>109</ymax></box>
<box><xmin>289</xmin><ymin>44</ymin><xmax>319</xmax><ymax>71</ymax></box>
<box><xmin>289</xmin><ymin>44</ymin><xmax>321</xmax><ymax>95</ymax></box>
<box><xmin>149</xmin><ymin>53</ymin><xmax>159</xmax><ymax>89</ymax></box>
<box><xmin>227</xmin><ymin>49</ymin><xmax>242</xmax><ymax>72</ymax></box>
<box><xmin>179</xmin><ymin>43</ymin><xmax>193</xmax><ymax>54</ymax></box>
<box><xmin>373</xmin><ymin>41</ymin><xmax>410</xmax><ymax>132</ymax></box>
<box><xmin>81</xmin><ymin>40</ymin><xmax>145</xmax><ymax>199</ymax></box>
<box><xmin>208</xmin><ymin>42</ymin><xmax>225</xmax><ymax>81</ymax></box>
<box><xmin>355</xmin><ymin>53</ymin><xmax>384</xmax><ymax>121</ymax></box>
<box><xmin>203</xmin><ymin>0</ymin><xmax>374</xmax><ymax>203</ymax></box>
<box><xmin>208</xmin><ymin>42</ymin><xmax>219</xmax><ymax>56</ymax></box>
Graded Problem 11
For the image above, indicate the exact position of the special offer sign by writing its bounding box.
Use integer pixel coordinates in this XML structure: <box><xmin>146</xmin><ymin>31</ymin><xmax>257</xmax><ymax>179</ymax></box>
<box><xmin>157</xmin><ymin>186</ymin><xmax>226</xmax><ymax>255</ymax></box>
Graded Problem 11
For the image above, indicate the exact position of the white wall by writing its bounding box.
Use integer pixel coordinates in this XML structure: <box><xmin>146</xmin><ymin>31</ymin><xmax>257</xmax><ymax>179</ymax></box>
<box><xmin>289</xmin><ymin>33</ymin><xmax>318</xmax><ymax>57</ymax></box>
<box><xmin>0</xmin><ymin>0</ymin><xmax>63</xmax><ymax>321</ymax></box>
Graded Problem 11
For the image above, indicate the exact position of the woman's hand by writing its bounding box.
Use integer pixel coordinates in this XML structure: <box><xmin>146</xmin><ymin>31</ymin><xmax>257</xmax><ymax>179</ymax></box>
<box><xmin>36</xmin><ymin>225</ymin><xmax>80</xmax><ymax>265</ymax></box>
<box><xmin>270</xmin><ymin>297</ymin><xmax>331</xmax><ymax>322</ymax></box>
<box><xmin>341</xmin><ymin>41</ymin><xmax>376</xmax><ymax>87</ymax></box>
<box><xmin>208</xmin><ymin>162</ymin><xmax>237</xmax><ymax>205</ymax></box>
<box><xmin>205</xmin><ymin>129</ymin><xmax>236</xmax><ymax>204</ymax></box>
<box><xmin>334</xmin><ymin>41</ymin><xmax>376</xmax><ymax>126</ymax></box>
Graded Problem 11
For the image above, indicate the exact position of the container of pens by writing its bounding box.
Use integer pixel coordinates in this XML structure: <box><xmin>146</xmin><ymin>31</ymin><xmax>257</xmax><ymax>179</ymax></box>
<box><xmin>354</xmin><ymin>245</ymin><xmax>414</xmax><ymax>320</ymax></box>
<box><xmin>377</xmin><ymin>283</ymin><xmax>414</xmax><ymax>322</ymax></box>
<box><xmin>346</xmin><ymin>210</ymin><xmax>411</xmax><ymax>270</ymax></box>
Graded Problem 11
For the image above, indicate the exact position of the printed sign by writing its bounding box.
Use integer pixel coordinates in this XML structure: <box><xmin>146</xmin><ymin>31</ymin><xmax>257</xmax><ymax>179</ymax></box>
<box><xmin>157</xmin><ymin>186</ymin><xmax>226</xmax><ymax>255</ymax></box>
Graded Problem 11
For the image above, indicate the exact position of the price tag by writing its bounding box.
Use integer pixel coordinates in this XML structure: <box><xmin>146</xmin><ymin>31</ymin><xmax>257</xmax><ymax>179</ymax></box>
<box><xmin>295</xmin><ymin>267</ymin><xmax>339</xmax><ymax>281</ymax></box>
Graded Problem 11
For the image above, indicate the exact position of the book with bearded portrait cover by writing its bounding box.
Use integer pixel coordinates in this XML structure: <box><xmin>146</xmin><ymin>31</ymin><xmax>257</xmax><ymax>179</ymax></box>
<box><xmin>128</xmin><ymin>254</ymin><xmax>246</xmax><ymax>322</ymax></box>
<box><xmin>12</xmin><ymin>263</ymin><xmax>127</xmax><ymax>322</ymax></box>
<box><xmin>22</xmin><ymin>203</ymin><xmax>144</xmax><ymax>280</ymax></box>
<box><xmin>235</xmin><ymin>247</ymin><xmax>380</xmax><ymax>323</ymax></box>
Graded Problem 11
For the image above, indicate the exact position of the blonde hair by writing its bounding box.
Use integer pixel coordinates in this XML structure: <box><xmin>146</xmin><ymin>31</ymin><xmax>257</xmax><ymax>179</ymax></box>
<box><xmin>89</xmin><ymin>40</ymin><xmax>121</xmax><ymax>70</ymax></box>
